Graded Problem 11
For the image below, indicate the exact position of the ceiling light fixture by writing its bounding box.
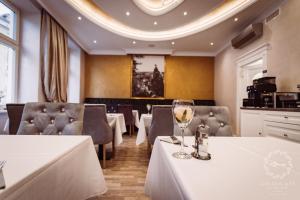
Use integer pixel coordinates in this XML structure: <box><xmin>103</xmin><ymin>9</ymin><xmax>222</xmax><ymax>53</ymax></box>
<box><xmin>153</xmin><ymin>21</ymin><xmax>158</xmax><ymax>25</ymax></box>
<box><xmin>132</xmin><ymin>41</ymin><xmax>136</xmax><ymax>44</ymax></box>
<box><xmin>77</xmin><ymin>16</ymin><xmax>82</xmax><ymax>20</ymax></box>
<box><xmin>234</xmin><ymin>17</ymin><xmax>239</xmax><ymax>21</ymax></box>
<box><xmin>93</xmin><ymin>40</ymin><xmax>97</xmax><ymax>44</ymax></box>
<box><xmin>183</xmin><ymin>11</ymin><xmax>188</xmax><ymax>16</ymax></box>
<box><xmin>126</xmin><ymin>11</ymin><xmax>130</xmax><ymax>16</ymax></box>
<box><xmin>65</xmin><ymin>0</ymin><xmax>257</xmax><ymax>41</ymax></box>
<box><xmin>171</xmin><ymin>41</ymin><xmax>175</xmax><ymax>45</ymax></box>
<box><xmin>210</xmin><ymin>42</ymin><xmax>214</xmax><ymax>46</ymax></box>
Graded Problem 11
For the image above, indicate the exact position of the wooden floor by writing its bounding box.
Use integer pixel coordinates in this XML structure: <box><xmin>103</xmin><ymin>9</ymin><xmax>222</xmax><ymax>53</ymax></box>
<box><xmin>101</xmin><ymin>134</ymin><xmax>150</xmax><ymax>200</ymax></box>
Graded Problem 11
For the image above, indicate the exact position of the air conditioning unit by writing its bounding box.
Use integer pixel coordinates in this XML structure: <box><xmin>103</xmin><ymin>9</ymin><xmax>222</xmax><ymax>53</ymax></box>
<box><xmin>231</xmin><ymin>23</ymin><xmax>263</xmax><ymax>49</ymax></box>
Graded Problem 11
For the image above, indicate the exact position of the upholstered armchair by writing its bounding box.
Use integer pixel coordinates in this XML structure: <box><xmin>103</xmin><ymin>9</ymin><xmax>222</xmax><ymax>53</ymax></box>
<box><xmin>117</xmin><ymin>104</ymin><xmax>135</xmax><ymax>136</ymax></box>
<box><xmin>178</xmin><ymin>106</ymin><xmax>233</xmax><ymax>136</ymax></box>
<box><xmin>148</xmin><ymin>105</ymin><xmax>174</xmax><ymax>146</ymax></box>
<box><xmin>17</xmin><ymin>102</ymin><xmax>84</xmax><ymax>135</ymax></box>
<box><xmin>83</xmin><ymin>104</ymin><xmax>113</xmax><ymax>168</ymax></box>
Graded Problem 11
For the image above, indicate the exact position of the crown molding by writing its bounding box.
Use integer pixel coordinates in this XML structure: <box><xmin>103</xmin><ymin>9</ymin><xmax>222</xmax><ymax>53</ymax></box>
<box><xmin>124</xmin><ymin>48</ymin><xmax>173</xmax><ymax>55</ymax></box>
<box><xmin>172</xmin><ymin>51</ymin><xmax>215</xmax><ymax>57</ymax></box>
<box><xmin>88</xmin><ymin>49</ymin><xmax>126</xmax><ymax>55</ymax></box>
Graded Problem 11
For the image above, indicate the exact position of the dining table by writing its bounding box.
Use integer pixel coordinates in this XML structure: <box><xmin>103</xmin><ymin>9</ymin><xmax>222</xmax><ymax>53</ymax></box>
<box><xmin>145</xmin><ymin>136</ymin><xmax>300</xmax><ymax>200</ymax></box>
<box><xmin>106</xmin><ymin>110</ymin><xmax>139</xmax><ymax>146</ymax></box>
<box><xmin>0</xmin><ymin>135</ymin><xmax>107</xmax><ymax>200</ymax></box>
<box><xmin>136</xmin><ymin>114</ymin><xmax>152</xmax><ymax>145</ymax></box>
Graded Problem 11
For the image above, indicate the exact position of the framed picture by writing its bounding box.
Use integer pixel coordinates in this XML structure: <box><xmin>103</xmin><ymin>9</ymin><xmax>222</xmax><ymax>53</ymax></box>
<box><xmin>132</xmin><ymin>55</ymin><xmax>165</xmax><ymax>98</ymax></box>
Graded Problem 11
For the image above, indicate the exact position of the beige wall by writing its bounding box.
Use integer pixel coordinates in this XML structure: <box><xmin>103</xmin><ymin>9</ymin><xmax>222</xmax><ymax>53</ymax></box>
<box><xmin>85</xmin><ymin>55</ymin><xmax>214</xmax><ymax>99</ymax></box>
<box><xmin>215</xmin><ymin>0</ymin><xmax>300</xmax><ymax>134</ymax></box>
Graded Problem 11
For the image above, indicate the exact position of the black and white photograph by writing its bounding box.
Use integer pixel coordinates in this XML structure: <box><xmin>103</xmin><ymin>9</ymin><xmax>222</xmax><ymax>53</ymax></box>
<box><xmin>132</xmin><ymin>55</ymin><xmax>165</xmax><ymax>98</ymax></box>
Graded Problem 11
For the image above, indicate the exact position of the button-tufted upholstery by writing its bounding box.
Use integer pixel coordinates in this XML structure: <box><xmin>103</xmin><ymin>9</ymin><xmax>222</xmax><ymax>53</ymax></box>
<box><xmin>177</xmin><ymin>106</ymin><xmax>233</xmax><ymax>136</ymax></box>
<box><xmin>17</xmin><ymin>102</ymin><xmax>84</xmax><ymax>135</ymax></box>
<box><xmin>148</xmin><ymin>105</ymin><xmax>174</xmax><ymax>145</ymax></box>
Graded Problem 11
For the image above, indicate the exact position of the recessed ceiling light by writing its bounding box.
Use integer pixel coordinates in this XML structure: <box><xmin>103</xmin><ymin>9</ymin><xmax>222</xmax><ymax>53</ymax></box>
<box><xmin>77</xmin><ymin>16</ymin><xmax>82</xmax><ymax>20</ymax></box>
<box><xmin>210</xmin><ymin>42</ymin><xmax>214</xmax><ymax>46</ymax></box>
<box><xmin>183</xmin><ymin>11</ymin><xmax>188</xmax><ymax>16</ymax></box>
<box><xmin>132</xmin><ymin>41</ymin><xmax>136</xmax><ymax>44</ymax></box>
<box><xmin>153</xmin><ymin>21</ymin><xmax>158</xmax><ymax>25</ymax></box>
<box><xmin>126</xmin><ymin>11</ymin><xmax>130</xmax><ymax>16</ymax></box>
<box><xmin>234</xmin><ymin>17</ymin><xmax>239</xmax><ymax>22</ymax></box>
<box><xmin>171</xmin><ymin>41</ymin><xmax>175</xmax><ymax>45</ymax></box>
<box><xmin>93</xmin><ymin>40</ymin><xmax>97</xmax><ymax>44</ymax></box>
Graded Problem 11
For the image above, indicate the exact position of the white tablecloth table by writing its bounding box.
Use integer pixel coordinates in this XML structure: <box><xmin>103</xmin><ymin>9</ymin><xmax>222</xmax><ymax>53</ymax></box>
<box><xmin>136</xmin><ymin>114</ymin><xmax>152</xmax><ymax>145</ymax></box>
<box><xmin>132</xmin><ymin>110</ymin><xmax>139</xmax><ymax>128</ymax></box>
<box><xmin>145</xmin><ymin>136</ymin><xmax>300</xmax><ymax>200</ymax></box>
<box><xmin>107</xmin><ymin>113</ymin><xmax>126</xmax><ymax>146</ymax></box>
<box><xmin>0</xmin><ymin>135</ymin><xmax>107</xmax><ymax>200</ymax></box>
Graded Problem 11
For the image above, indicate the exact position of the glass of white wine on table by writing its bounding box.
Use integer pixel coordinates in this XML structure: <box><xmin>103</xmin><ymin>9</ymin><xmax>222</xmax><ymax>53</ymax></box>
<box><xmin>172</xmin><ymin>99</ymin><xmax>195</xmax><ymax>159</ymax></box>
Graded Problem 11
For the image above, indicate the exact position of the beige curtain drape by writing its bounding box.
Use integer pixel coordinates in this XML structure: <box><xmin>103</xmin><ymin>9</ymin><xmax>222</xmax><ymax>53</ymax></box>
<box><xmin>40</xmin><ymin>10</ymin><xmax>68</xmax><ymax>102</ymax></box>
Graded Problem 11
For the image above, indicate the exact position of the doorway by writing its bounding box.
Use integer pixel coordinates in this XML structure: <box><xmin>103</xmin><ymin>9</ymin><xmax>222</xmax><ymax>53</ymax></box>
<box><xmin>236</xmin><ymin>43</ymin><xmax>270</xmax><ymax>134</ymax></box>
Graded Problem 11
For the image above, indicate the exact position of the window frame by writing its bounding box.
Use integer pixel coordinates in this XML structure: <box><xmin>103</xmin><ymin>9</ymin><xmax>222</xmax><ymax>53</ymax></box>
<box><xmin>0</xmin><ymin>0</ymin><xmax>20</xmax><ymax>104</ymax></box>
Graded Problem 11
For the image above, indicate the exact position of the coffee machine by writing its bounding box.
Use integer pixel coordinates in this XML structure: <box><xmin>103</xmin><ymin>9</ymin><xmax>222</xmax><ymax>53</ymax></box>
<box><xmin>243</xmin><ymin>77</ymin><xmax>277</xmax><ymax>107</ymax></box>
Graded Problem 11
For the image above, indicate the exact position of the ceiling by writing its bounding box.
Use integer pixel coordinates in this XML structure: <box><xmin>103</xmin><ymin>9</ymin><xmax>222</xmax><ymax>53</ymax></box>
<box><xmin>32</xmin><ymin>0</ymin><xmax>284</xmax><ymax>56</ymax></box>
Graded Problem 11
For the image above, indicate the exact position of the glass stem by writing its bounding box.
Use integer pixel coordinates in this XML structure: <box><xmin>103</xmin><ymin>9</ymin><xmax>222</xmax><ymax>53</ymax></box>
<box><xmin>180</xmin><ymin>128</ymin><xmax>185</xmax><ymax>153</ymax></box>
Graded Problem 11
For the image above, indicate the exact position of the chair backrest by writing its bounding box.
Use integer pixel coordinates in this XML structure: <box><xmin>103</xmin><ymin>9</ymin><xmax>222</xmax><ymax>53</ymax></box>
<box><xmin>6</xmin><ymin>104</ymin><xmax>25</xmax><ymax>135</ymax></box>
<box><xmin>83</xmin><ymin>104</ymin><xmax>113</xmax><ymax>144</ymax></box>
<box><xmin>185</xmin><ymin>106</ymin><xmax>233</xmax><ymax>136</ymax></box>
<box><xmin>148</xmin><ymin>105</ymin><xmax>174</xmax><ymax>145</ymax></box>
<box><xmin>117</xmin><ymin>104</ymin><xmax>134</xmax><ymax>125</ymax></box>
<box><xmin>17</xmin><ymin>102</ymin><xmax>84</xmax><ymax>135</ymax></box>
<box><xmin>0</xmin><ymin>112</ymin><xmax>8</xmax><ymax>135</ymax></box>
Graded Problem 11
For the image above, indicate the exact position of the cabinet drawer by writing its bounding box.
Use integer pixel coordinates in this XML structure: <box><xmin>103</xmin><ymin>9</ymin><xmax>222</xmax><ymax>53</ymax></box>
<box><xmin>264</xmin><ymin>121</ymin><xmax>300</xmax><ymax>142</ymax></box>
<box><xmin>264</xmin><ymin>112</ymin><xmax>300</xmax><ymax>126</ymax></box>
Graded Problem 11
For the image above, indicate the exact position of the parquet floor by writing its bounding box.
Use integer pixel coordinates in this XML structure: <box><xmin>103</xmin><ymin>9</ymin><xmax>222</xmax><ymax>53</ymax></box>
<box><xmin>101</xmin><ymin>134</ymin><xmax>150</xmax><ymax>200</ymax></box>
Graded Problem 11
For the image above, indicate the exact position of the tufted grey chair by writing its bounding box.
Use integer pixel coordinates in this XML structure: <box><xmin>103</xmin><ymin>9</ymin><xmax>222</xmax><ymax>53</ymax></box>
<box><xmin>181</xmin><ymin>106</ymin><xmax>233</xmax><ymax>136</ymax></box>
<box><xmin>17</xmin><ymin>102</ymin><xmax>84</xmax><ymax>135</ymax></box>
<box><xmin>83</xmin><ymin>104</ymin><xmax>113</xmax><ymax>168</ymax></box>
<box><xmin>148</xmin><ymin>105</ymin><xmax>174</xmax><ymax>146</ymax></box>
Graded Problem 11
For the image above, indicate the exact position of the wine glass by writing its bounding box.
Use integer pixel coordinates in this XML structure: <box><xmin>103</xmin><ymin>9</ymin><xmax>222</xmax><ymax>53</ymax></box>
<box><xmin>146</xmin><ymin>104</ymin><xmax>151</xmax><ymax>114</ymax></box>
<box><xmin>172</xmin><ymin>99</ymin><xmax>195</xmax><ymax>159</ymax></box>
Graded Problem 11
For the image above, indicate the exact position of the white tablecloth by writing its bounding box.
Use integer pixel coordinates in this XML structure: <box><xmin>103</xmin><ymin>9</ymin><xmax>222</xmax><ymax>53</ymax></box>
<box><xmin>0</xmin><ymin>135</ymin><xmax>107</xmax><ymax>200</ymax></box>
<box><xmin>145</xmin><ymin>136</ymin><xmax>300</xmax><ymax>200</ymax></box>
<box><xmin>136</xmin><ymin>114</ymin><xmax>152</xmax><ymax>145</ymax></box>
<box><xmin>132</xmin><ymin>110</ymin><xmax>139</xmax><ymax>128</ymax></box>
<box><xmin>107</xmin><ymin>113</ymin><xmax>126</xmax><ymax>146</ymax></box>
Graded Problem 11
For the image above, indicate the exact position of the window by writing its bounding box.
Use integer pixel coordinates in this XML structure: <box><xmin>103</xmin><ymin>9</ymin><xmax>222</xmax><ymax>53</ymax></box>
<box><xmin>0</xmin><ymin>0</ymin><xmax>18</xmax><ymax>106</ymax></box>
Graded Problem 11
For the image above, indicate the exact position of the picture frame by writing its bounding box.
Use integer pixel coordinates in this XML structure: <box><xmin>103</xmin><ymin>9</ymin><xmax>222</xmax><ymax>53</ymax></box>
<box><xmin>131</xmin><ymin>55</ymin><xmax>165</xmax><ymax>98</ymax></box>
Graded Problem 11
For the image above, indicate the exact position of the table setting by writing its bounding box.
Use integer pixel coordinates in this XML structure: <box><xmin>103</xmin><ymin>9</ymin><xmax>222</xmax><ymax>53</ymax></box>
<box><xmin>0</xmin><ymin>135</ymin><xmax>107</xmax><ymax>200</ymax></box>
<box><xmin>145</xmin><ymin>99</ymin><xmax>300</xmax><ymax>200</ymax></box>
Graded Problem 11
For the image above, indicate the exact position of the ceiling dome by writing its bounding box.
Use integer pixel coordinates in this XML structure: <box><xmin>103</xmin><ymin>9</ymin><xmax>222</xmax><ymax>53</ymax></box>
<box><xmin>132</xmin><ymin>0</ymin><xmax>184</xmax><ymax>16</ymax></box>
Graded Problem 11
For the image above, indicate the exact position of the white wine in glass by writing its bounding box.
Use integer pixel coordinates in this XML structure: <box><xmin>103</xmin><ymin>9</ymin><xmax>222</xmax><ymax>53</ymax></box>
<box><xmin>172</xmin><ymin>99</ymin><xmax>194</xmax><ymax>159</ymax></box>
